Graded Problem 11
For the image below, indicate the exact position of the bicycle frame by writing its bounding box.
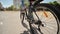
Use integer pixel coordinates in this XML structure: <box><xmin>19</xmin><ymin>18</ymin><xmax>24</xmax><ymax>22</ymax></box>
<box><xmin>20</xmin><ymin>0</ymin><xmax>43</xmax><ymax>34</ymax></box>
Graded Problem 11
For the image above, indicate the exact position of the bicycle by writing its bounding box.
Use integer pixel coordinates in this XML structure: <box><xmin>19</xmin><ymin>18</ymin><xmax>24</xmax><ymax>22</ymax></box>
<box><xmin>20</xmin><ymin>0</ymin><xmax>59</xmax><ymax>34</ymax></box>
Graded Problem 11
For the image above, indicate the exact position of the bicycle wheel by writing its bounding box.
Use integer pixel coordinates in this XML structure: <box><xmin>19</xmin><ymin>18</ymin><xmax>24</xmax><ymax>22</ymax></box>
<box><xmin>31</xmin><ymin>3</ymin><xmax>59</xmax><ymax>34</ymax></box>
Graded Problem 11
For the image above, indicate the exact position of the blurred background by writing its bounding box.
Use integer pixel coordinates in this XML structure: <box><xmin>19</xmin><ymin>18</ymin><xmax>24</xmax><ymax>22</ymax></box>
<box><xmin>0</xmin><ymin>0</ymin><xmax>60</xmax><ymax>11</ymax></box>
<box><xmin>0</xmin><ymin>0</ymin><xmax>60</xmax><ymax>34</ymax></box>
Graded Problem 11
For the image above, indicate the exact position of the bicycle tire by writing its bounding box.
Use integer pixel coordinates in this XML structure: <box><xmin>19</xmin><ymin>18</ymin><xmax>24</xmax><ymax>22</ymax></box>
<box><xmin>31</xmin><ymin>3</ymin><xmax>59</xmax><ymax>34</ymax></box>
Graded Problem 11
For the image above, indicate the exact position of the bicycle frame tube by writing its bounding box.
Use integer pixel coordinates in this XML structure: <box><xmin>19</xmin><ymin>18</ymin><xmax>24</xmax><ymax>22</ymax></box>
<box><xmin>20</xmin><ymin>0</ymin><xmax>42</xmax><ymax>34</ymax></box>
<box><xmin>20</xmin><ymin>0</ymin><xmax>35</xmax><ymax>34</ymax></box>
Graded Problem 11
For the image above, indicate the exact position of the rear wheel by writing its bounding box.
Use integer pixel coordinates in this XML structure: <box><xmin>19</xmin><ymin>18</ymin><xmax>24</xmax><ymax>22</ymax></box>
<box><xmin>31</xmin><ymin>4</ymin><xmax>59</xmax><ymax>34</ymax></box>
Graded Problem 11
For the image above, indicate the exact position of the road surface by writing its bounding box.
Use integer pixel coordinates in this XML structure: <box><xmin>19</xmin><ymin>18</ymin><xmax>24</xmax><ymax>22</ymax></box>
<box><xmin>0</xmin><ymin>11</ymin><xmax>60</xmax><ymax>34</ymax></box>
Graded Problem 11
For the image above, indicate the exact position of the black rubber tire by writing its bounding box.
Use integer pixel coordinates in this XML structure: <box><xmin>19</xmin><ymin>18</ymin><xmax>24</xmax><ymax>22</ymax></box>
<box><xmin>34</xmin><ymin>3</ymin><xmax>59</xmax><ymax>34</ymax></box>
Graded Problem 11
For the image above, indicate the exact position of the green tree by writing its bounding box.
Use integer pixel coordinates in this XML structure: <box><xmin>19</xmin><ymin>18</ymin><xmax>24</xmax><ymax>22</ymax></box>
<box><xmin>8</xmin><ymin>5</ymin><xmax>14</xmax><ymax>10</ymax></box>
<box><xmin>6</xmin><ymin>5</ymin><xmax>18</xmax><ymax>11</ymax></box>
<box><xmin>49</xmin><ymin>1</ymin><xmax>60</xmax><ymax>6</ymax></box>
<box><xmin>49</xmin><ymin>1</ymin><xmax>60</xmax><ymax>10</ymax></box>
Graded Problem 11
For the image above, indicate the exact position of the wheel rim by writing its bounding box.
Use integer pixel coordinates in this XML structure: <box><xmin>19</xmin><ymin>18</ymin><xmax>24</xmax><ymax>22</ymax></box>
<box><xmin>32</xmin><ymin>6</ymin><xmax>59</xmax><ymax>34</ymax></box>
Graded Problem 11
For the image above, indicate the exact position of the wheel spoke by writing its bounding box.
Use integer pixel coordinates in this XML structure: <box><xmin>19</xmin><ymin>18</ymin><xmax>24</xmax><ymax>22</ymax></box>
<box><xmin>31</xmin><ymin>6</ymin><xmax>59</xmax><ymax>34</ymax></box>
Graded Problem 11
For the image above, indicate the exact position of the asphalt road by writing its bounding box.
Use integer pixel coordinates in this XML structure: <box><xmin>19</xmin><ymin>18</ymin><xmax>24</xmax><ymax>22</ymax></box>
<box><xmin>0</xmin><ymin>11</ymin><xmax>60</xmax><ymax>34</ymax></box>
